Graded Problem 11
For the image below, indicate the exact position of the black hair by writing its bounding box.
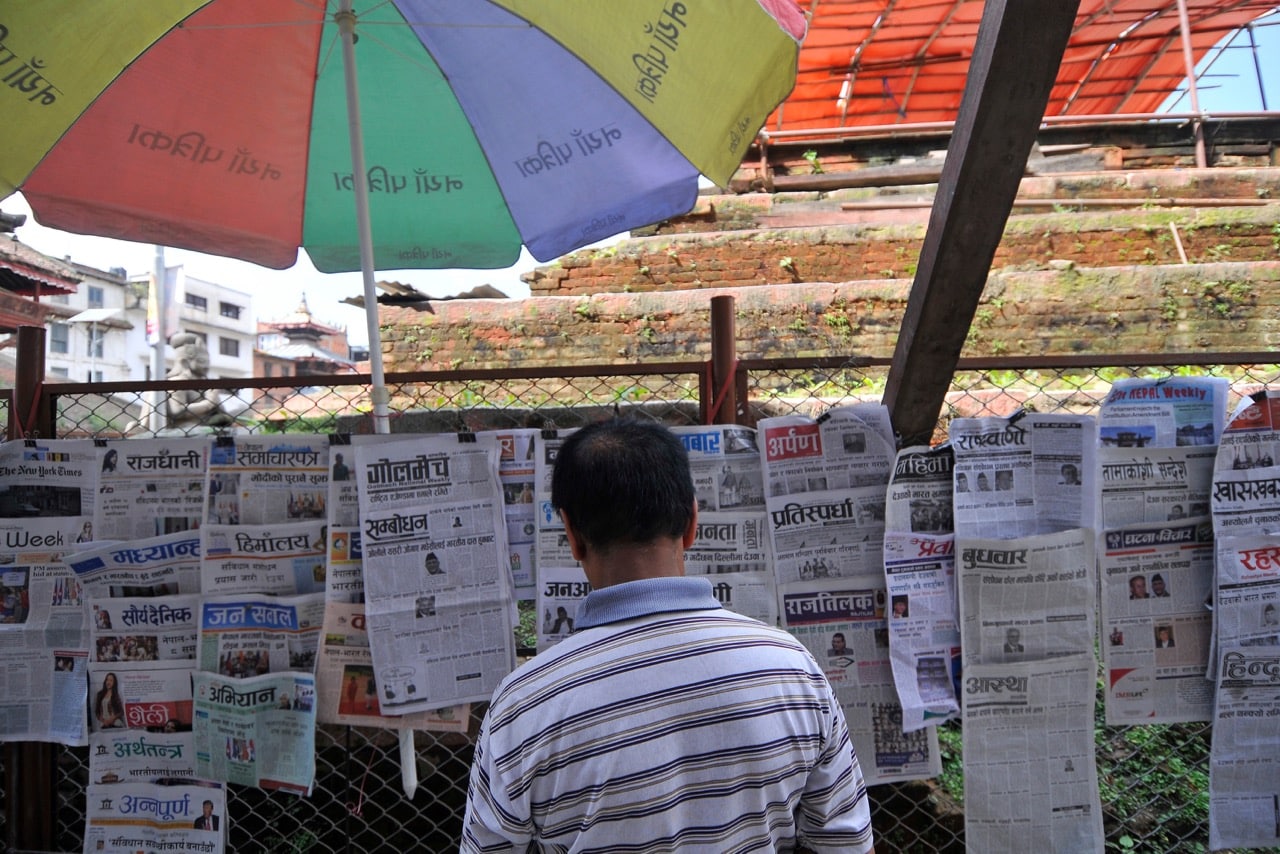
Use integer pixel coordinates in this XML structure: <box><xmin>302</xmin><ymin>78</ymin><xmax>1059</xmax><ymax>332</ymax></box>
<box><xmin>550</xmin><ymin>418</ymin><xmax>694</xmax><ymax>553</ymax></box>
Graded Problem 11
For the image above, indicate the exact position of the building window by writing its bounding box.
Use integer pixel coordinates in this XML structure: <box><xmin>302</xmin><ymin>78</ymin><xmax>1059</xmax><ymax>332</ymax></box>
<box><xmin>87</xmin><ymin>285</ymin><xmax>105</xmax><ymax>308</ymax></box>
<box><xmin>185</xmin><ymin>293</ymin><xmax>208</xmax><ymax>311</ymax></box>
<box><xmin>263</xmin><ymin>364</ymin><xmax>273</xmax><ymax>377</ymax></box>
<box><xmin>50</xmin><ymin>323</ymin><xmax>69</xmax><ymax>354</ymax></box>
<box><xmin>219</xmin><ymin>302</ymin><xmax>242</xmax><ymax>320</ymax></box>
<box><xmin>49</xmin><ymin>293</ymin><xmax>69</xmax><ymax>305</ymax></box>
<box><xmin>88</xmin><ymin>369</ymin><xmax>103</xmax><ymax>383</ymax></box>
<box><xmin>219</xmin><ymin>337</ymin><xmax>240</xmax><ymax>358</ymax></box>
<box><xmin>50</xmin><ymin>366</ymin><xmax>69</xmax><ymax>378</ymax></box>
<box><xmin>87</xmin><ymin>326</ymin><xmax>104</xmax><ymax>358</ymax></box>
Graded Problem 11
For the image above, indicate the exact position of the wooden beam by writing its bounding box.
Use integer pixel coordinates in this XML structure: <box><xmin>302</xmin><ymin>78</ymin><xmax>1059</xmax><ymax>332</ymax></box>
<box><xmin>882</xmin><ymin>0</ymin><xmax>1081</xmax><ymax>446</ymax></box>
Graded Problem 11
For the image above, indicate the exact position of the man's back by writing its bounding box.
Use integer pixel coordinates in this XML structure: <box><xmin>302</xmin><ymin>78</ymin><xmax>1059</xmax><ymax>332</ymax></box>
<box><xmin>463</xmin><ymin>582</ymin><xmax>873</xmax><ymax>853</ymax></box>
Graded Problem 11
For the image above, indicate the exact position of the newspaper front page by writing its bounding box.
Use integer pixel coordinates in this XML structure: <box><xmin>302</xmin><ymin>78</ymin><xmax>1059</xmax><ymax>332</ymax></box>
<box><xmin>96</xmin><ymin>437</ymin><xmax>210</xmax><ymax>540</ymax></box>
<box><xmin>782</xmin><ymin>580</ymin><xmax>941</xmax><ymax>785</ymax></box>
<box><xmin>315</xmin><ymin>600</ymin><xmax>468</xmax><ymax>731</ymax></box>
<box><xmin>487</xmin><ymin>429</ymin><xmax>540</xmax><ymax>601</ymax></box>
<box><xmin>674</xmin><ymin>425</ymin><xmax>775</xmax><ymax>624</ymax></box>
<box><xmin>1099</xmin><ymin>376</ymin><xmax>1229</xmax><ymax>449</ymax></box>
<box><xmin>883</xmin><ymin>531</ymin><xmax>960</xmax><ymax>731</ymax></box>
<box><xmin>951</xmin><ymin>414</ymin><xmax>1096</xmax><ymax>539</ymax></box>
<box><xmin>1099</xmin><ymin>520</ymin><xmax>1214</xmax><ymax>723</ymax></box>
<box><xmin>1216</xmin><ymin>389</ymin><xmax>1280</xmax><ymax>472</ymax></box>
<box><xmin>535</xmin><ymin>564</ymin><xmax>591</xmax><ymax>651</ymax></box>
<box><xmin>69</xmin><ymin>531</ymin><xmax>203</xmax><ymax>598</ymax></box>
<box><xmin>201</xmin><ymin>520</ymin><xmax>327</xmax><ymax>597</ymax></box>
<box><xmin>1208</xmin><ymin>532</ymin><xmax>1280</xmax><ymax>850</ymax></box>
<box><xmin>84</xmin><ymin>781</ymin><xmax>226</xmax><ymax>854</ymax></box>
<box><xmin>354</xmin><ymin>434</ymin><xmax>516</xmax><ymax>711</ymax></box>
<box><xmin>204</xmin><ymin>435</ymin><xmax>330</xmax><ymax>527</ymax></box>
<box><xmin>192</xmin><ymin>670</ymin><xmax>316</xmax><ymax>794</ymax></box>
<box><xmin>961</xmin><ymin>655</ymin><xmax>1104</xmax><ymax>853</ymax></box>
<box><xmin>199</xmin><ymin>594</ymin><xmax>324</xmax><ymax>679</ymax></box>
<box><xmin>0</xmin><ymin>515</ymin><xmax>91</xmax><ymax>745</ymax></box>
<box><xmin>958</xmin><ymin>528</ymin><xmax>1096</xmax><ymax>667</ymax></box>
<box><xmin>1098</xmin><ymin>446</ymin><xmax>1215</xmax><ymax>528</ymax></box>
<box><xmin>88</xmin><ymin>728</ymin><xmax>199</xmax><ymax>785</ymax></box>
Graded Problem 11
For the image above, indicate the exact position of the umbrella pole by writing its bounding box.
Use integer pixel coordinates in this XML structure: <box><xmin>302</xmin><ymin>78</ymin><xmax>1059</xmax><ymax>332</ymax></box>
<box><xmin>336</xmin><ymin>2</ymin><xmax>418</xmax><ymax>801</ymax></box>
<box><xmin>336</xmin><ymin>2</ymin><xmax>392</xmax><ymax>438</ymax></box>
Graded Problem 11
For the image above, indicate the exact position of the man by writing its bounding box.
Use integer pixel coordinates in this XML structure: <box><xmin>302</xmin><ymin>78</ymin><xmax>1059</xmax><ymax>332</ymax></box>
<box><xmin>193</xmin><ymin>799</ymin><xmax>219</xmax><ymax>831</ymax></box>
<box><xmin>462</xmin><ymin>419</ymin><xmax>873</xmax><ymax>853</ymax></box>
<box><xmin>828</xmin><ymin>631</ymin><xmax>848</xmax><ymax>656</ymax></box>
<box><xmin>1129</xmin><ymin>575</ymin><xmax>1149</xmax><ymax>600</ymax></box>
<box><xmin>1003</xmin><ymin>627</ymin><xmax>1025</xmax><ymax>654</ymax></box>
<box><xmin>1151</xmin><ymin>573</ymin><xmax>1169</xmax><ymax>597</ymax></box>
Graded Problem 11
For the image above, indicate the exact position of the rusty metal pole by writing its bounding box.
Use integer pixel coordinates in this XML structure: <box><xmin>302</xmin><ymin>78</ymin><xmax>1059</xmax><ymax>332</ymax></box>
<box><xmin>6</xmin><ymin>325</ymin><xmax>55</xmax><ymax>853</ymax></box>
<box><xmin>709</xmin><ymin>295</ymin><xmax>740</xmax><ymax>425</ymax></box>
<box><xmin>1175</xmin><ymin>0</ymin><xmax>1208</xmax><ymax>168</ymax></box>
<box><xmin>13</xmin><ymin>324</ymin><xmax>50</xmax><ymax>439</ymax></box>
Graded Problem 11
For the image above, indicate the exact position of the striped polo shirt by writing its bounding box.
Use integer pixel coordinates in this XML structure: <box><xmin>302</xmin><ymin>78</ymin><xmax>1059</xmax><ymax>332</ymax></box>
<box><xmin>462</xmin><ymin>576</ymin><xmax>874</xmax><ymax>853</ymax></box>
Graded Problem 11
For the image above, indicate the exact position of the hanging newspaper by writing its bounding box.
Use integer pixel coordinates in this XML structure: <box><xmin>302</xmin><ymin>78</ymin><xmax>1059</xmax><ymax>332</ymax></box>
<box><xmin>201</xmin><ymin>520</ymin><xmax>327</xmax><ymax>596</ymax></box>
<box><xmin>535</xmin><ymin>564</ymin><xmax>591</xmax><ymax>651</ymax></box>
<box><xmin>1207</xmin><ymin>532</ymin><xmax>1280</xmax><ymax>850</ymax></box>
<box><xmin>0</xmin><ymin>437</ymin><xmax>98</xmax><ymax>530</ymax></box>
<box><xmin>204</xmin><ymin>434</ymin><xmax>330</xmax><ymax>526</ymax></box>
<box><xmin>96</xmin><ymin>437</ymin><xmax>209</xmax><ymax>540</ymax></box>
<box><xmin>951</xmin><ymin>413</ymin><xmax>1097</xmax><ymax>539</ymax></box>
<box><xmin>87</xmin><ymin>594</ymin><xmax>197</xmax><ymax>739</ymax></box>
<box><xmin>1098</xmin><ymin>445</ymin><xmax>1215</xmax><ymax>528</ymax></box>
<box><xmin>961</xmin><ymin>654</ymin><xmax>1104</xmax><ymax>853</ymax></box>
<box><xmin>0</xmin><ymin>514</ymin><xmax>90</xmax><ymax>745</ymax></box>
<box><xmin>192</xmin><ymin>669</ymin><xmax>316</xmax><ymax>794</ymax></box>
<box><xmin>781</xmin><ymin>578</ymin><xmax>941</xmax><ymax>785</ymax></box>
<box><xmin>88</xmin><ymin>728</ymin><xmax>198</xmax><ymax>784</ymax></box>
<box><xmin>884</xmin><ymin>444</ymin><xmax>954</xmax><ymax>535</ymax></box>
<box><xmin>674</xmin><ymin>425</ymin><xmax>774</xmax><ymax>624</ymax></box>
<box><xmin>486</xmin><ymin>429</ymin><xmax>540</xmax><ymax>601</ymax></box>
<box><xmin>760</xmin><ymin>407</ymin><xmax>896</xmax><ymax>585</ymax></box>
<box><xmin>315</xmin><ymin>600</ymin><xmax>468</xmax><ymax>732</ymax></box>
<box><xmin>1216</xmin><ymin>389</ymin><xmax>1280</xmax><ymax>473</ymax></box>
<box><xmin>534</xmin><ymin>428</ymin><xmax>575</xmax><ymax>592</ymax></box>
<box><xmin>199</xmin><ymin>594</ymin><xmax>324</xmax><ymax>678</ymax></box>
<box><xmin>1211</xmin><ymin>465</ymin><xmax>1280</xmax><ymax>536</ymax></box>
<box><xmin>68</xmin><ymin>531</ymin><xmax>202</xmax><ymax>598</ymax></box>
<box><xmin>882</xmin><ymin>531</ymin><xmax>959</xmax><ymax>731</ymax></box>
<box><xmin>354</xmin><ymin>434</ymin><xmax>516</xmax><ymax>711</ymax></box>
<box><xmin>1099</xmin><ymin>376</ymin><xmax>1229</xmax><ymax>449</ymax></box>
<box><xmin>84</xmin><ymin>781</ymin><xmax>226</xmax><ymax>854</ymax></box>
<box><xmin>1099</xmin><ymin>519</ymin><xmax>1214</xmax><ymax>724</ymax></box>
<box><xmin>957</xmin><ymin>528</ymin><xmax>1096</xmax><ymax>667</ymax></box>
<box><xmin>325</xmin><ymin>435</ymin><xmax>404</xmax><ymax>604</ymax></box>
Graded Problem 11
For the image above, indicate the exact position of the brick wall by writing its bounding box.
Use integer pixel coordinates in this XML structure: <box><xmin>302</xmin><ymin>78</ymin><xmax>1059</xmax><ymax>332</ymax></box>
<box><xmin>379</xmin><ymin>260</ymin><xmax>1280</xmax><ymax>373</ymax></box>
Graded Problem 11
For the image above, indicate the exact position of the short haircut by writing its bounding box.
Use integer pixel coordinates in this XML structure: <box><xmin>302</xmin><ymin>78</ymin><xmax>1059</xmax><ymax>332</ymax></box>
<box><xmin>551</xmin><ymin>418</ymin><xmax>694</xmax><ymax>552</ymax></box>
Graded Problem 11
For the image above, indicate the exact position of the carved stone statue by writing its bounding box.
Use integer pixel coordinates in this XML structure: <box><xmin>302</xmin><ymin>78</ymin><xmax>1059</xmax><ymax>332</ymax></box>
<box><xmin>165</xmin><ymin>332</ymin><xmax>235</xmax><ymax>430</ymax></box>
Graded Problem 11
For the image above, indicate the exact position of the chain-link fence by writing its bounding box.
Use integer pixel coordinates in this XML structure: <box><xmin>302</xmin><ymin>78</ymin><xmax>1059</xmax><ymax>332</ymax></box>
<box><xmin>11</xmin><ymin>354</ymin><xmax>1280</xmax><ymax>853</ymax></box>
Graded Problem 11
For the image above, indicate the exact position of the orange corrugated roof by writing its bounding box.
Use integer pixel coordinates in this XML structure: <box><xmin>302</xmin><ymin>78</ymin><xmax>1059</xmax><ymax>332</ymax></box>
<box><xmin>768</xmin><ymin>0</ymin><xmax>1274</xmax><ymax>136</ymax></box>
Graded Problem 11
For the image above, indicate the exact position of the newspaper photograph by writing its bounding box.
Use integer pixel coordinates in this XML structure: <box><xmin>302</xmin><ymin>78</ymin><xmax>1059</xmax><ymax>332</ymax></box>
<box><xmin>0</xmin><ymin>646</ymin><xmax>87</xmax><ymax>745</ymax></box>
<box><xmin>1216</xmin><ymin>389</ymin><xmax>1280</xmax><ymax>473</ymax></box>
<box><xmin>88</xmin><ymin>728</ymin><xmax>198</xmax><ymax>784</ymax></box>
<box><xmin>885</xmin><ymin>444</ymin><xmax>955</xmax><ymax>535</ymax></box>
<box><xmin>204</xmin><ymin>434</ymin><xmax>330</xmax><ymax>526</ymax></box>
<box><xmin>96</xmin><ymin>437</ymin><xmax>210</xmax><ymax>540</ymax></box>
<box><xmin>192</xmin><ymin>669</ymin><xmax>316</xmax><ymax>794</ymax></box>
<box><xmin>92</xmin><ymin>666</ymin><xmax>193</xmax><ymax>735</ymax></box>
<box><xmin>1099</xmin><ymin>445</ymin><xmax>1216</xmax><ymax>529</ymax></box>
<box><xmin>68</xmin><ymin>531</ymin><xmax>202</xmax><ymax>598</ymax></box>
<box><xmin>961</xmin><ymin>654</ymin><xmax>1104</xmax><ymax>853</ymax></box>
<box><xmin>354</xmin><ymin>434</ymin><xmax>516</xmax><ymax>711</ymax></box>
<box><xmin>781</xmin><ymin>579</ymin><xmax>941</xmax><ymax>785</ymax></box>
<box><xmin>90</xmin><ymin>595</ymin><xmax>198</xmax><ymax>671</ymax></box>
<box><xmin>83</xmin><ymin>781</ymin><xmax>226</xmax><ymax>854</ymax></box>
<box><xmin>315</xmin><ymin>600</ymin><xmax>468</xmax><ymax>732</ymax></box>
<box><xmin>759</xmin><ymin>406</ymin><xmax>896</xmax><ymax>495</ymax></box>
<box><xmin>201</xmin><ymin>520</ymin><xmax>327</xmax><ymax>596</ymax></box>
<box><xmin>0</xmin><ymin>516</ymin><xmax>90</xmax><ymax>644</ymax></box>
<box><xmin>1099</xmin><ymin>519</ymin><xmax>1215</xmax><ymax>724</ymax></box>
<box><xmin>951</xmin><ymin>413</ymin><xmax>1096</xmax><ymax>539</ymax></box>
<box><xmin>882</xmin><ymin>531</ymin><xmax>960</xmax><ymax>731</ymax></box>
<box><xmin>1099</xmin><ymin>376</ymin><xmax>1229</xmax><ymax>449</ymax></box>
<box><xmin>0</xmin><ymin>437</ymin><xmax>98</xmax><ymax>528</ymax></box>
<box><xmin>485</xmin><ymin>429</ymin><xmax>540</xmax><ymax>601</ymax></box>
<box><xmin>957</xmin><ymin>528</ymin><xmax>1096</xmax><ymax>667</ymax></box>
<box><xmin>535</xmin><ymin>564</ymin><xmax>591</xmax><ymax>651</ymax></box>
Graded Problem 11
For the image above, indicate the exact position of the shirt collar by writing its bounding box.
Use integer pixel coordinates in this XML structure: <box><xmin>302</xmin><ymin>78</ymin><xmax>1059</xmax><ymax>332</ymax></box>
<box><xmin>575</xmin><ymin>576</ymin><xmax>722</xmax><ymax>630</ymax></box>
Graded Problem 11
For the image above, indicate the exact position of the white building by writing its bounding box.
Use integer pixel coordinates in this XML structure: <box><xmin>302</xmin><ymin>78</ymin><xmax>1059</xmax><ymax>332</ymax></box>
<box><xmin>46</xmin><ymin>262</ymin><xmax>255</xmax><ymax>382</ymax></box>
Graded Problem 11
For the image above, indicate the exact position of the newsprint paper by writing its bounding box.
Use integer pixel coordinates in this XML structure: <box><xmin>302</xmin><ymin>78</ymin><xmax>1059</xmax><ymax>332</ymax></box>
<box><xmin>354</xmin><ymin>434</ymin><xmax>516</xmax><ymax>711</ymax></box>
<box><xmin>84</xmin><ymin>781</ymin><xmax>226</xmax><ymax>854</ymax></box>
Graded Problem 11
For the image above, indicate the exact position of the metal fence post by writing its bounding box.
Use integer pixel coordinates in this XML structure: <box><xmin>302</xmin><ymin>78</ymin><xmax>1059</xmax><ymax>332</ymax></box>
<box><xmin>709</xmin><ymin>295</ymin><xmax>745</xmax><ymax>425</ymax></box>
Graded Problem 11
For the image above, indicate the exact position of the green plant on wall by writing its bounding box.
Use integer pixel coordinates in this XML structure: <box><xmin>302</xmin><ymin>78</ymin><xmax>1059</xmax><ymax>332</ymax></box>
<box><xmin>802</xmin><ymin>149</ymin><xmax>824</xmax><ymax>174</ymax></box>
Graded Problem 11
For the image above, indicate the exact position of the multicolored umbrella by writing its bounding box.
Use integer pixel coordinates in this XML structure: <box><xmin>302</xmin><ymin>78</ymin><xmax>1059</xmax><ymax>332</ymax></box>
<box><xmin>1</xmin><ymin>0</ymin><xmax>804</xmax><ymax>427</ymax></box>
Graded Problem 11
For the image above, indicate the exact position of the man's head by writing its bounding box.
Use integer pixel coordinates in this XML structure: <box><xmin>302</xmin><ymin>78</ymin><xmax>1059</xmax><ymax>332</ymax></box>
<box><xmin>831</xmin><ymin>632</ymin><xmax>847</xmax><ymax>653</ymax></box>
<box><xmin>1006</xmin><ymin>628</ymin><xmax>1020</xmax><ymax>644</ymax></box>
<box><xmin>1130</xmin><ymin>575</ymin><xmax>1148</xmax><ymax>597</ymax></box>
<box><xmin>1151</xmin><ymin>574</ymin><xmax>1166</xmax><ymax>595</ymax></box>
<box><xmin>551</xmin><ymin>418</ymin><xmax>695</xmax><ymax>558</ymax></box>
<box><xmin>202</xmin><ymin>800</ymin><xmax>214</xmax><ymax>816</ymax></box>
